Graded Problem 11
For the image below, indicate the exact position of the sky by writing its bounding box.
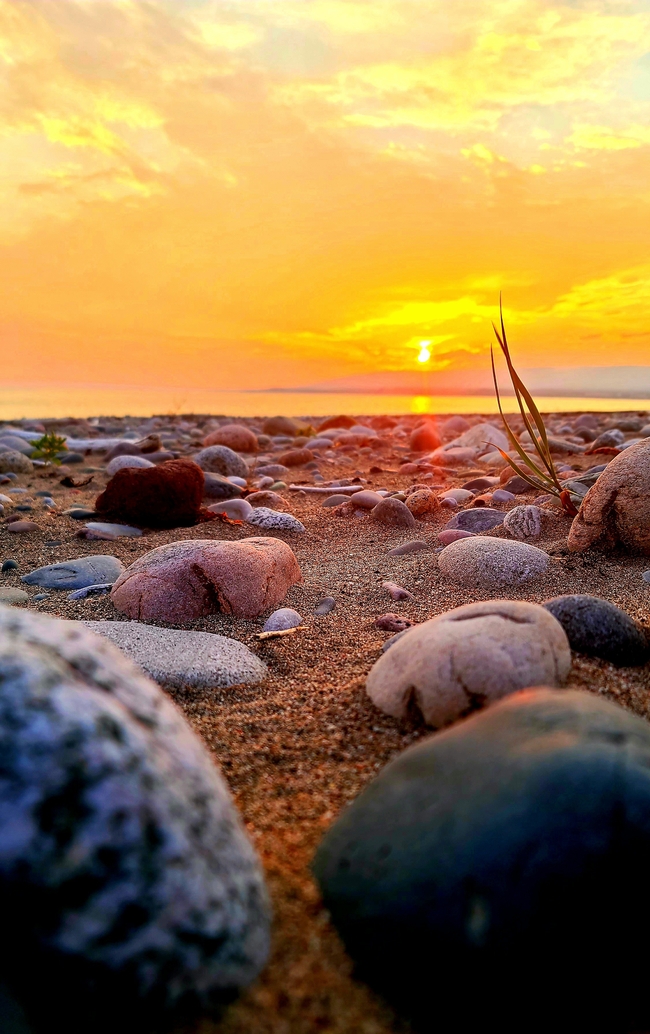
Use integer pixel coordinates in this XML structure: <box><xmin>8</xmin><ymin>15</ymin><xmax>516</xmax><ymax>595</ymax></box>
<box><xmin>3</xmin><ymin>0</ymin><xmax>650</xmax><ymax>393</ymax></box>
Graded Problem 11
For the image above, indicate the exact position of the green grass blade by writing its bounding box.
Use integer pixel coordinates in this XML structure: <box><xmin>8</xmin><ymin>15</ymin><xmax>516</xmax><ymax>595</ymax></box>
<box><xmin>490</xmin><ymin>346</ymin><xmax>555</xmax><ymax>485</ymax></box>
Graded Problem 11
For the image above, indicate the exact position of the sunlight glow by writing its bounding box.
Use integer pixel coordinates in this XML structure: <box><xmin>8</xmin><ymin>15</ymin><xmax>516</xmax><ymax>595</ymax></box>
<box><xmin>417</xmin><ymin>341</ymin><xmax>432</xmax><ymax>363</ymax></box>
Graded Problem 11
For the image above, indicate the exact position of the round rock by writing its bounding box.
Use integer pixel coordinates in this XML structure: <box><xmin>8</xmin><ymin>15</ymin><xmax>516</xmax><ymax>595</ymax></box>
<box><xmin>0</xmin><ymin>451</ymin><xmax>33</xmax><ymax>475</ymax></box>
<box><xmin>313</xmin><ymin>688</ymin><xmax>650</xmax><ymax>1032</ymax></box>
<box><xmin>438</xmin><ymin>536</ymin><xmax>549</xmax><ymax>587</ymax></box>
<box><xmin>111</xmin><ymin>537</ymin><xmax>302</xmax><ymax>622</ymax></box>
<box><xmin>203</xmin><ymin>472</ymin><xmax>244</xmax><ymax>500</ymax></box>
<box><xmin>568</xmin><ymin>439</ymin><xmax>650</xmax><ymax>554</ymax></box>
<box><xmin>366</xmin><ymin>600</ymin><xmax>570</xmax><ymax>726</ymax></box>
<box><xmin>0</xmin><ymin>605</ymin><xmax>269</xmax><ymax>1033</ymax></box>
<box><xmin>445</xmin><ymin>507</ymin><xmax>504</xmax><ymax>533</ymax></box>
<box><xmin>194</xmin><ymin>446</ymin><xmax>249</xmax><ymax>479</ymax></box>
<box><xmin>22</xmin><ymin>555</ymin><xmax>126</xmax><ymax>590</ymax></box>
<box><xmin>371</xmin><ymin>498</ymin><xmax>417</xmax><ymax>529</ymax></box>
<box><xmin>543</xmin><ymin>594</ymin><xmax>649</xmax><ymax>666</ymax></box>
<box><xmin>405</xmin><ymin>489</ymin><xmax>439</xmax><ymax>516</ymax></box>
<box><xmin>245</xmin><ymin>508</ymin><xmax>305</xmax><ymax>533</ymax></box>
<box><xmin>207</xmin><ymin>498</ymin><xmax>253</xmax><ymax>521</ymax></box>
<box><xmin>202</xmin><ymin>424</ymin><xmax>258</xmax><ymax>453</ymax></box>
<box><xmin>262</xmin><ymin>608</ymin><xmax>302</xmax><ymax>632</ymax></box>
<box><xmin>246</xmin><ymin>490</ymin><xmax>286</xmax><ymax>510</ymax></box>
<box><xmin>0</xmin><ymin>587</ymin><xmax>29</xmax><ymax>604</ymax></box>
<box><xmin>503</xmin><ymin>504</ymin><xmax>543</xmax><ymax>540</ymax></box>
<box><xmin>83</xmin><ymin>621</ymin><xmax>268</xmax><ymax>688</ymax></box>
<box><xmin>106</xmin><ymin>454</ymin><xmax>155</xmax><ymax>476</ymax></box>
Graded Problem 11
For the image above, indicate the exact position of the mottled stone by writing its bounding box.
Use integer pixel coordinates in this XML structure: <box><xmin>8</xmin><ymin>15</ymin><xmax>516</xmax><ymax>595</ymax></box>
<box><xmin>194</xmin><ymin>446</ymin><xmax>249</xmax><ymax>479</ymax></box>
<box><xmin>22</xmin><ymin>555</ymin><xmax>126</xmax><ymax>590</ymax></box>
<box><xmin>503</xmin><ymin>505</ymin><xmax>543</xmax><ymax>540</ymax></box>
<box><xmin>246</xmin><ymin>508</ymin><xmax>305</xmax><ymax>533</ymax></box>
<box><xmin>445</xmin><ymin>508</ymin><xmax>504</xmax><ymax>533</ymax></box>
<box><xmin>543</xmin><ymin>594</ymin><xmax>649</xmax><ymax>666</ymax></box>
<box><xmin>438</xmin><ymin>537</ymin><xmax>549</xmax><ymax>587</ymax></box>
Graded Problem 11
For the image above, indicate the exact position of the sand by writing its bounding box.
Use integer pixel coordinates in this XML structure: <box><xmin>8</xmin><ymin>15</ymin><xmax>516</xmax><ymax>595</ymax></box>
<box><xmin>2</xmin><ymin>412</ymin><xmax>650</xmax><ymax>1033</ymax></box>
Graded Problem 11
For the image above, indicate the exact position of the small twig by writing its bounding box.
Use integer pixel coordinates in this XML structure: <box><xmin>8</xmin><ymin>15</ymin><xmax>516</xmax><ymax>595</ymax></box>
<box><xmin>256</xmin><ymin>626</ymin><xmax>307</xmax><ymax>640</ymax></box>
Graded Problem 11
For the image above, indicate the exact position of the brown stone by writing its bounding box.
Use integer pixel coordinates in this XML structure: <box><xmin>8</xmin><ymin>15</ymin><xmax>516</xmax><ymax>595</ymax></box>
<box><xmin>246</xmin><ymin>491</ymin><xmax>287</xmax><ymax>509</ymax></box>
<box><xmin>202</xmin><ymin>424</ymin><xmax>259</xmax><ymax>453</ymax></box>
<box><xmin>371</xmin><ymin>498</ymin><xmax>418</xmax><ymax>529</ymax></box>
<box><xmin>262</xmin><ymin>416</ymin><xmax>298</xmax><ymax>437</ymax></box>
<box><xmin>568</xmin><ymin>440</ymin><xmax>650</xmax><ymax>554</ymax></box>
<box><xmin>111</xmin><ymin>537</ymin><xmax>302</xmax><ymax>621</ymax></box>
<box><xmin>410</xmin><ymin>423</ymin><xmax>441</xmax><ymax>452</ymax></box>
<box><xmin>405</xmin><ymin>489</ymin><xmax>439</xmax><ymax>516</ymax></box>
<box><xmin>8</xmin><ymin>520</ymin><xmax>39</xmax><ymax>533</ymax></box>
<box><xmin>317</xmin><ymin>415</ymin><xmax>355</xmax><ymax>431</ymax></box>
<box><xmin>95</xmin><ymin>459</ymin><xmax>205</xmax><ymax>528</ymax></box>
<box><xmin>276</xmin><ymin>448</ymin><xmax>315</xmax><ymax>467</ymax></box>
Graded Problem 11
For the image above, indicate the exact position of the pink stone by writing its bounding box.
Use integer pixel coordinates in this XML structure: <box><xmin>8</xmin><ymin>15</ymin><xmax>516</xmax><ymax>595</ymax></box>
<box><xmin>111</xmin><ymin>537</ymin><xmax>302</xmax><ymax>622</ymax></box>
<box><xmin>202</xmin><ymin>424</ymin><xmax>259</xmax><ymax>453</ymax></box>
<box><xmin>8</xmin><ymin>521</ymin><xmax>39</xmax><ymax>533</ymax></box>
<box><xmin>438</xmin><ymin>529</ymin><xmax>476</xmax><ymax>545</ymax></box>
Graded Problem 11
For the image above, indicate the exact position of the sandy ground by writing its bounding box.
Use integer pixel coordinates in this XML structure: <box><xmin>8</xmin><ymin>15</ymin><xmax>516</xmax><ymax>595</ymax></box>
<box><xmin>3</xmin><ymin>414</ymin><xmax>650</xmax><ymax>1033</ymax></box>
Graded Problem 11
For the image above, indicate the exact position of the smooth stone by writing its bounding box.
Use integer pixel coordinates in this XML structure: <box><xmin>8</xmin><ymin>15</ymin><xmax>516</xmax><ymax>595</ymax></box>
<box><xmin>203</xmin><ymin>472</ymin><xmax>244</xmax><ymax>500</ymax></box>
<box><xmin>350</xmin><ymin>490</ymin><xmax>383</xmax><ymax>509</ymax></box>
<box><xmin>22</xmin><ymin>555</ymin><xmax>126</xmax><ymax>590</ymax></box>
<box><xmin>263</xmin><ymin>608</ymin><xmax>302</xmax><ymax>632</ymax></box>
<box><xmin>643</xmin><ymin>570</ymin><xmax>650</xmax><ymax>583</ymax></box>
<box><xmin>83</xmin><ymin>620</ymin><xmax>268</xmax><ymax>688</ymax></box>
<box><xmin>437</xmin><ymin>529</ymin><xmax>475</xmax><ymax>545</ymax></box>
<box><xmin>438</xmin><ymin>536</ymin><xmax>550</xmax><ymax>587</ymax></box>
<box><xmin>111</xmin><ymin>538</ymin><xmax>302</xmax><ymax>621</ymax></box>
<box><xmin>462</xmin><ymin>477</ymin><xmax>499</xmax><ymax>491</ymax></box>
<box><xmin>254</xmin><ymin>464</ymin><xmax>290</xmax><ymax>478</ymax></box>
<box><xmin>84</xmin><ymin>522</ymin><xmax>143</xmax><ymax>538</ymax></box>
<box><xmin>0</xmin><ymin>435</ymin><xmax>34</xmax><ymax>456</ymax></box>
<box><xmin>445</xmin><ymin>508</ymin><xmax>504</xmax><ymax>533</ymax></box>
<box><xmin>7</xmin><ymin>521</ymin><xmax>38</xmax><ymax>534</ymax></box>
<box><xmin>207</xmin><ymin>498</ymin><xmax>253</xmax><ymax>520</ymax></box>
<box><xmin>245</xmin><ymin>491</ymin><xmax>286</xmax><ymax>510</ymax></box>
<box><xmin>380</xmin><ymin>628</ymin><xmax>411</xmax><ymax>652</ymax></box>
<box><xmin>105</xmin><ymin>454</ymin><xmax>155</xmax><ymax>476</ymax></box>
<box><xmin>194</xmin><ymin>445</ymin><xmax>249</xmax><ymax>479</ymax></box>
<box><xmin>2</xmin><ymin>560</ymin><xmax>18</xmax><ymax>573</ymax></box>
<box><xmin>543</xmin><ymin>594</ymin><xmax>649</xmax><ymax>666</ymax></box>
<box><xmin>313</xmin><ymin>688</ymin><xmax>650</xmax><ymax>1032</ymax></box>
<box><xmin>0</xmin><ymin>606</ymin><xmax>269</xmax><ymax>1031</ymax></box>
<box><xmin>202</xmin><ymin>424</ymin><xmax>259</xmax><ymax>453</ymax></box>
<box><xmin>439</xmin><ymin>497</ymin><xmax>458</xmax><ymax>509</ymax></box>
<box><xmin>367</xmin><ymin>600</ymin><xmax>570</xmax><ymax>725</ymax></box>
<box><xmin>314</xmin><ymin>597</ymin><xmax>336</xmax><ymax>616</ymax></box>
<box><xmin>227</xmin><ymin>476</ymin><xmax>247</xmax><ymax>487</ymax></box>
<box><xmin>503</xmin><ymin>475</ymin><xmax>533</xmax><ymax>494</ymax></box>
<box><xmin>568</xmin><ymin>439</ymin><xmax>650</xmax><ymax>555</ymax></box>
<box><xmin>0</xmin><ymin>588</ymin><xmax>28</xmax><ymax>604</ymax></box>
<box><xmin>371</xmin><ymin>498</ymin><xmax>417</xmax><ymax>529</ymax></box>
<box><xmin>431</xmin><ymin>446</ymin><xmax>477</xmax><ymax>466</ymax></box>
<box><xmin>387</xmin><ymin>540</ymin><xmax>429</xmax><ymax>556</ymax></box>
<box><xmin>448</xmin><ymin>422</ymin><xmax>509</xmax><ymax>454</ymax></box>
<box><xmin>323</xmin><ymin>494</ymin><xmax>350</xmax><ymax>507</ymax></box>
<box><xmin>68</xmin><ymin>584</ymin><xmax>114</xmax><ymax>600</ymax></box>
<box><xmin>246</xmin><ymin>508</ymin><xmax>305</xmax><ymax>533</ymax></box>
<box><xmin>492</xmin><ymin>489</ymin><xmax>515</xmax><ymax>503</ymax></box>
<box><xmin>63</xmin><ymin>507</ymin><xmax>97</xmax><ymax>520</ymax></box>
<box><xmin>440</xmin><ymin>415</ymin><xmax>470</xmax><ymax>436</ymax></box>
<box><xmin>58</xmin><ymin>451</ymin><xmax>84</xmax><ymax>464</ymax></box>
<box><xmin>441</xmin><ymin>489</ymin><xmax>473</xmax><ymax>504</ymax></box>
<box><xmin>503</xmin><ymin>505</ymin><xmax>543</xmax><ymax>540</ymax></box>
<box><xmin>256</xmin><ymin>476</ymin><xmax>274</xmax><ymax>489</ymax></box>
<box><xmin>270</xmin><ymin>481</ymin><xmax>287</xmax><ymax>491</ymax></box>
<box><xmin>382</xmin><ymin>581</ymin><xmax>415</xmax><ymax>602</ymax></box>
<box><xmin>31</xmin><ymin>593</ymin><xmax>50</xmax><ymax>601</ymax></box>
<box><xmin>405</xmin><ymin>490</ymin><xmax>438</xmax><ymax>516</ymax></box>
<box><xmin>0</xmin><ymin>451</ymin><xmax>33</xmax><ymax>474</ymax></box>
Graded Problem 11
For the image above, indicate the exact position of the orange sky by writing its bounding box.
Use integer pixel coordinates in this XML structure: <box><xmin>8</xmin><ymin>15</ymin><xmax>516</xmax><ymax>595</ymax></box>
<box><xmin>3</xmin><ymin>0</ymin><xmax>650</xmax><ymax>391</ymax></box>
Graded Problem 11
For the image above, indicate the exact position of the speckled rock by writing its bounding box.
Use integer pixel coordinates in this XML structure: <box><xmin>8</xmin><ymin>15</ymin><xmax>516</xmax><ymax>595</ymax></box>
<box><xmin>371</xmin><ymin>498</ymin><xmax>417</xmax><ymax>529</ymax></box>
<box><xmin>83</xmin><ymin>621</ymin><xmax>267</xmax><ymax>688</ymax></box>
<box><xmin>445</xmin><ymin>507</ymin><xmax>504</xmax><ymax>533</ymax></box>
<box><xmin>194</xmin><ymin>446</ymin><xmax>249</xmax><ymax>479</ymax></box>
<box><xmin>366</xmin><ymin>600</ymin><xmax>570</xmax><ymax>726</ymax></box>
<box><xmin>568</xmin><ymin>439</ymin><xmax>650</xmax><ymax>554</ymax></box>
<box><xmin>22</xmin><ymin>555</ymin><xmax>126</xmax><ymax>590</ymax></box>
<box><xmin>404</xmin><ymin>489</ymin><xmax>439</xmax><ymax>517</ymax></box>
<box><xmin>245</xmin><ymin>508</ymin><xmax>305</xmax><ymax>533</ymax></box>
<box><xmin>262</xmin><ymin>608</ymin><xmax>302</xmax><ymax>632</ymax></box>
<box><xmin>503</xmin><ymin>504</ymin><xmax>543</xmax><ymax>540</ymax></box>
<box><xmin>0</xmin><ymin>451</ymin><xmax>33</xmax><ymax>475</ymax></box>
<box><xmin>106</xmin><ymin>454</ymin><xmax>155</xmax><ymax>476</ymax></box>
<box><xmin>0</xmin><ymin>605</ymin><xmax>269</xmax><ymax>1033</ymax></box>
<box><xmin>543</xmin><ymin>594</ymin><xmax>649</xmax><ymax>666</ymax></box>
<box><xmin>207</xmin><ymin>498</ymin><xmax>253</xmax><ymax>521</ymax></box>
<box><xmin>0</xmin><ymin>587</ymin><xmax>29</xmax><ymax>604</ymax></box>
<box><xmin>202</xmin><ymin>424</ymin><xmax>259</xmax><ymax>453</ymax></box>
<box><xmin>313</xmin><ymin>688</ymin><xmax>650</xmax><ymax>1032</ymax></box>
<box><xmin>111</xmin><ymin>538</ymin><xmax>302</xmax><ymax>622</ymax></box>
<box><xmin>438</xmin><ymin>536</ymin><xmax>549</xmax><ymax>587</ymax></box>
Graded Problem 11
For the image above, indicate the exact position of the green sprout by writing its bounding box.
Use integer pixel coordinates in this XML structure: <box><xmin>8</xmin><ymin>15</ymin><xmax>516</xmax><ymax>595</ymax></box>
<box><xmin>491</xmin><ymin>300</ymin><xmax>578</xmax><ymax>517</ymax></box>
<box><xmin>30</xmin><ymin>432</ymin><xmax>68</xmax><ymax>465</ymax></box>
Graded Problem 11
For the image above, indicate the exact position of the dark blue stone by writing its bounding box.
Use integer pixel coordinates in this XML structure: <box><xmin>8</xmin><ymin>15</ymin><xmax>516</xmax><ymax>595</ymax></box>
<box><xmin>544</xmin><ymin>594</ymin><xmax>648</xmax><ymax>666</ymax></box>
<box><xmin>445</xmin><ymin>507</ymin><xmax>504</xmax><ymax>532</ymax></box>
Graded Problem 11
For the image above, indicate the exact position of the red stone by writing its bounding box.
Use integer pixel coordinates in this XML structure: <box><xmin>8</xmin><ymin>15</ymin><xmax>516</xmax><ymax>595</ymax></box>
<box><xmin>317</xmin><ymin>415</ymin><xmax>355</xmax><ymax>431</ymax></box>
<box><xmin>95</xmin><ymin>459</ymin><xmax>206</xmax><ymax>528</ymax></box>
<box><xmin>410</xmin><ymin>423</ymin><xmax>441</xmax><ymax>451</ymax></box>
<box><xmin>276</xmin><ymin>448</ymin><xmax>315</xmax><ymax>467</ymax></box>
<box><xmin>202</xmin><ymin>424</ymin><xmax>259</xmax><ymax>452</ymax></box>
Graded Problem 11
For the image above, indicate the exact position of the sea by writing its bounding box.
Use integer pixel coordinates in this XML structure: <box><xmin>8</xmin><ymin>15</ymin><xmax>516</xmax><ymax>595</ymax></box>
<box><xmin>1</xmin><ymin>386</ymin><xmax>649</xmax><ymax>421</ymax></box>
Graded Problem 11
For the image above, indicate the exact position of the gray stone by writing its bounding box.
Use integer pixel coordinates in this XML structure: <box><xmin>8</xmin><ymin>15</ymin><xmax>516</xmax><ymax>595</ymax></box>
<box><xmin>0</xmin><ymin>605</ymin><xmax>270</xmax><ymax>1032</ymax></box>
<box><xmin>203</xmin><ymin>472</ymin><xmax>244</xmax><ymax>500</ymax></box>
<box><xmin>106</xmin><ymin>454</ymin><xmax>155</xmax><ymax>476</ymax></box>
<box><xmin>543</xmin><ymin>594</ymin><xmax>648</xmax><ymax>666</ymax></box>
<box><xmin>314</xmin><ymin>597</ymin><xmax>336</xmax><ymax>616</ymax></box>
<box><xmin>0</xmin><ymin>588</ymin><xmax>28</xmax><ymax>604</ymax></box>
<box><xmin>503</xmin><ymin>505</ymin><xmax>543</xmax><ymax>540</ymax></box>
<box><xmin>246</xmin><ymin>507</ymin><xmax>305</xmax><ymax>533</ymax></box>
<box><xmin>21</xmin><ymin>555</ymin><xmax>126</xmax><ymax>590</ymax></box>
<box><xmin>0</xmin><ymin>451</ymin><xmax>33</xmax><ymax>475</ymax></box>
<box><xmin>68</xmin><ymin>584</ymin><xmax>113</xmax><ymax>600</ymax></box>
<box><xmin>322</xmin><ymin>494</ymin><xmax>350</xmax><ymax>507</ymax></box>
<box><xmin>313</xmin><ymin>688</ymin><xmax>650</xmax><ymax>1032</ymax></box>
<box><xmin>83</xmin><ymin>620</ymin><xmax>268</xmax><ymax>688</ymax></box>
<box><xmin>438</xmin><ymin>536</ymin><xmax>549</xmax><ymax>587</ymax></box>
<box><xmin>387</xmin><ymin>541</ymin><xmax>429</xmax><ymax>556</ymax></box>
<box><xmin>371</xmin><ymin>498</ymin><xmax>417</xmax><ymax>529</ymax></box>
<box><xmin>0</xmin><ymin>436</ymin><xmax>34</xmax><ymax>456</ymax></box>
<box><xmin>262</xmin><ymin>608</ymin><xmax>302</xmax><ymax>632</ymax></box>
<box><xmin>84</xmin><ymin>522</ymin><xmax>143</xmax><ymax>538</ymax></box>
<box><xmin>367</xmin><ymin>600</ymin><xmax>570</xmax><ymax>726</ymax></box>
<box><xmin>194</xmin><ymin>446</ymin><xmax>249</xmax><ymax>479</ymax></box>
<box><xmin>445</xmin><ymin>507</ymin><xmax>504</xmax><ymax>533</ymax></box>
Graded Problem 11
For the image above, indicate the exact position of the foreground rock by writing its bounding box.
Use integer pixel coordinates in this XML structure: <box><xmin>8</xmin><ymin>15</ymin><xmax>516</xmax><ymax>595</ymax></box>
<box><xmin>0</xmin><ymin>450</ymin><xmax>33</xmax><ymax>474</ymax></box>
<box><xmin>543</xmin><ymin>594</ymin><xmax>649</xmax><ymax>666</ymax></box>
<box><xmin>83</xmin><ymin>621</ymin><xmax>267</xmax><ymax>688</ymax></box>
<box><xmin>314</xmin><ymin>688</ymin><xmax>650</xmax><ymax>1033</ymax></box>
<box><xmin>22</xmin><ymin>555</ymin><xmax>126</xmax><ymax>590</ymax></box>
<box><xmin>111</xmin><ymin>538</ymin><xmax>302</xmax><ymax>621</ymax></box>
<box><xmin>95</xmin><ymin>459</ymin><xmax>206</xmax><ymax>528</ymax></box>
<box><xmin>438</xmin><ymin>537</ymin><xmax>549</xmax><ymax>587</ymax></box>
<box><xmin>366</xmin><ymin>600</ymin><xmax>570</xmax><ymax>726</ymax></box>
<box><xmin>568</xmin><ymin>438</ymin><xmax>650</xmax><ymax>554</ymax></box>
<box><xmin>0</xmin><ymin>605</ymin><xmax>269</xmax><ymax>1034</ymax></box>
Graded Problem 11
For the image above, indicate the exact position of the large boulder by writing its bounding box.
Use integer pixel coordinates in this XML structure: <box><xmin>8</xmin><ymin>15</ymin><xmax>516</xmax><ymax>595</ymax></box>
<box><xmin>95</xmin><ymin>459</ymin><xmax>205</xmax><ymax>528</ymax></box>
<box><xmin>314</xmin><ymin>688</ymin><xmax>650</xmax><ymax>1033</ymax></box>
<box><xmin>0</xmin><ymin>605</ymin><xmax>269</xmax><ymax>1034</ymax></box>
<box><xmin>366</xmin><ymin>600</ymin><xmax>570</xmax><ymax>726</ymax></box>
<box><xmin>111</xmin><ymin>538</ymin><xmax>302</xmax><ymax>622</ymax></box>
<box><xmin>202</xmin><ymin>424</ymin><xmax>259</xmax><ymax>453</ymax></box>
<box><xmin>194</xmin><ymin>446</ymin><xmax>249</xmax><ymax>479</ymax></box>
<box><xmin>568</xmin><ymin>439</ymin><xmax>650</xmax><ymax>554</ymax></box>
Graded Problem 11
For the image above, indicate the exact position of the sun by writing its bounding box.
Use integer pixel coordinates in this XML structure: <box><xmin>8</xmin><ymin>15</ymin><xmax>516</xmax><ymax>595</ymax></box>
<box><xmin>417</xmin><ymin>340</ymin><xmax>431</xmax><ymax>363</ymax></box>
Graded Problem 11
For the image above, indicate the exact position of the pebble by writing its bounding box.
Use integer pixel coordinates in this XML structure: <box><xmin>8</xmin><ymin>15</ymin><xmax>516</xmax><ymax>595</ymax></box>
<box><xmin>246</xmin><ymin>507</ymin><xmax>306</xmax><ymax>533</ymax></box>
<box><xmin>349</xmin><ymin>490</ymin><xmax>383</xmax><ymax>509</ymax></box>
<box><xmin>462</xmin><ymin>477</ymin><xmax>499</xmax><ymax>491</ymax></box>
<box><xmin>643</xmin><ymin>571</ymin><xmax>650</xmax><ymax>583</ymax></box>
<box><xmin>263</xmin><ymin>608</ymin><xmax>303</xmax><ymax>632</ymax></box>
<box><xmin>503</xmin><ymin>504</ymin><xmax>543</xmax><ymax>540</ymax></box>
<box><xmin>439</xmin><ymin>497</ymin><xmax>458</xmax><ymax>509</ymax></box>
<box><xmin>207</xmin><ymin>498</ymin><xmax>253</xmax><ymax>520</ymax></box>
<box><xmin>374</xmin><ymin>613</ymin><xmax>414</xmax><ymax>633</ymax></box>
<box><xmin>276</xmin><ymin>448</ymin><xmax>315</xmax><ymax>468</ymax></box>
<box><xmin>441</xmin><ymin>490</ymin><xmax>474</xmax><ymax>504</ymax></box>
<box><xmin>271</xmin><ymin>481</ymin><xmax>287</xmax><ymax>491</ymax></box>
<box><xmin>256</xmin><ymin>476</ymin><xmax>274</xmax><ymax>489</ymax></box>
<box><xmin>503</xmin><ymin>475</ymin><xmax>532</xmax><ymax>494</ymax></box>
<box><xmin>371</xmin><ymin>498</ymin><xmax>417</xmax><ymax>529</ymax></box>
<box><xmin>106</xmin><ymin>454</ymin><xmax>155</xmax><ymax>476</ymax></box>
<box><xmin>32</xmin><ymin>593</ymin><xmax>50</xmax><ymax>602</ymax></box>
<box><xmin>246</xmin><ymin>490</ymin><xmax>286</xmax><ymax>509</ymax></box>
<box><xmin>445</xmin><ymin>508</ymin><xmax>504</xmax><ymax>533</ymax></box>
<box><xmin>0</xmin><ymin>450</ymin><xmax>33</xmax><ymax>474</ymax></box>
<box><xmin>203</xmin><ymin>471</ymin><xmax>244</xmax><ymax>500</ymax></box>
<box><xmin>313</xmin><ymin>688</ymin><xmax>650</xmax><ymax>1031</ymax></box>
<box><xmin>194</xmin><ymin>445</ymin><xmax>249</xmax><ymax>479</ymax></box>
<box><xmin>405</xmin><ymin>489</ymin><xmax>438</xmax><ymax>516</ymax></box>
<box><xmin>382</xmin><ymin>581</ymin><xmax>415</xmax><ymax>602</ymax></box>
<box><xmin>202</xmin><ymin>424</ymin><xmax>259</xmax><ymax>453</ymax></box>
<box><xmin>63</xmin><ymin>507</ymin><xmax>97</xmax><ymax>519</ymax></box>
<box><xmin>84</xmin><ymin>522</ymin><xmax>143</xmax><ymax>538</ymax></box>
<box><xmin>322</xmin><ymin>494</ymin><xmax>351</xmax><ymax>507</ymax></box>
<box><xmin>0</xmin><ymin>606</ymin><xmax>269</xmax><ymax>1030</ymax></box>
<box><xmin>67</xmin><ymin>583</ymin><xmax>114</xmax><ymax>600</ymax></box>
<box><xmin>543</xmin><ymin>594</ymin><xmax>649</xmax><ymax>666</ymax></box>
<box><xmin>84</xmin><ymin>620</ymin><xmax>268</xmax><ymax>688</ymax></box>
<box><xmin>492</xmin><ymin>489</ymin><xmax>515</xmax><ymax>503</ymax></box>
<box><xmin>438</xmin><ymin>536</ymin><xmax>550</xmax><ymax>587</ymax></box>
<box><xmin>0</xmin><ymin>587</ymin><xmax>29</xmax><ymax>604</ymax></box>
<box><xmin>7</xmin><ymin>521</ymin><xmax>39</xmax><ymax>534</ymax></box>
<box><xmin>314</xmin><ymin>597</ymin><xmax>336</xmax><ymax>616</ymax></box>
<box><xmin>22</xmin><ymin>555</ymin><xmax>126</xmax><ymax>590</ymax></box>
<box><xmin>111</xmin><ymin>537</ymin><xmax>302</xmax><ymax>621</ymax></box>
<box><xmin>387</xmin><ymin>540</ymin><xmax>429</xmax><ymax>556</ymax></box>
<box><xmin>254</xmin><ymin>464</ymin><xmax>290</xmax><ymax>478</ymax></box>
<box><xmin>2</xmin><ymin>559</ymin><xmax>18</xmax><ymax>573</ymax></box>
<box><xmin>437</xmin><ymin>529</ymin><xmax>475</xmax><ymax>545</ymax></box>
<box><xmin>366</xmin><ymin>600</ymin><xmax>570</xmax><ymax>726</ymax></box>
